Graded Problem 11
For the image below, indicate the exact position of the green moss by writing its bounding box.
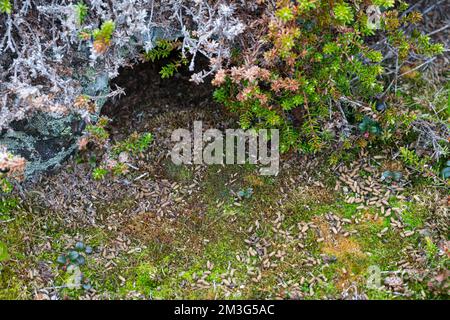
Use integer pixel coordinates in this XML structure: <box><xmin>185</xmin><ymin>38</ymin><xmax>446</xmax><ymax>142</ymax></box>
<box><xmin>163</xmin><ymin>160</ymin><xmax>193</xmax><ymax>182</ymax></box>
<box><xmin>0</xmin><ymin>267</ymin><xmax>27</xmax><ymax>299</ymax></box>
<box><xmin>0</xmin><ymin>197</ymin><xmax>19</xmax><ymax>220</ymax></box>
<box><xmin>366</xmin><ymin>288</ymin><xmax>398</xmax><ymax>300</ymax></box>
<box><xmin>113</xmin><ymin>132</ymin><xmax>153</xmax><ymax>156</ymax></box>
<box><xmin>134</xmin><ymin>263</ymin><xmax>160</xmax><ymax>294</ymax></box>
<box><xmin>0</xmin><ymin>144</ymin><xmax>445</xmax><ymax>300</ymax></box>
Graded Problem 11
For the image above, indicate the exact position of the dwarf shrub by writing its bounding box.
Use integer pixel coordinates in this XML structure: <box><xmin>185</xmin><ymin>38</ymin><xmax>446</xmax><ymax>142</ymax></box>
<box><xmin>213</xmin><ymin>0</ymin><xmax>445</xmax><ymax>158</ymax></box>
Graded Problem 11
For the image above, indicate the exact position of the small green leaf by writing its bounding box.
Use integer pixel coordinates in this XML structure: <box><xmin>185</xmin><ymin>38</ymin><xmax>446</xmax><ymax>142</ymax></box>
<box><xmin>76</xmin><ymin>255</ymin><xmax>86</xmax><ymax>265</ymax></box>
<box><xmin>74</xmin><ymin>1</ymin><xmax>89</xmax><ymax>25</ymax></box>
<box><xmin>369</xmin><ymin>125</ymin><xmax>380</xmax><ymax>135</ymax></box>
<box><xmin>359</xmin><ymin>122</ymin><xmax>368</xmax><ymax>132</ymax></box>
<box><xmin>75</xmin><ymin>242</ymin><xmax>85</xmax><ymax>251</ymax></box>
<box><xmin>68</xmin><ymin>251</ymin><xmax>79</xmax><ymax>261</ymax></box>
<box><xmin>56</xmin><ymin>254</ymin><xmax>67</xmax><ymax>265</ymax></box>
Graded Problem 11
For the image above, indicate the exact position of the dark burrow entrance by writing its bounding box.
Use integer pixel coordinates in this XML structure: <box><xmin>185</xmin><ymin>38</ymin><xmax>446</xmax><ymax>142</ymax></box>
<box><xmin>101</xmin><ymin>56</ymin><xmax>232</xmax><ymax>142</ymax></box>
<box><xmin>98</xmin><ymin>54</ymin><xmax>239</xmax><ymax>184</ymax></box>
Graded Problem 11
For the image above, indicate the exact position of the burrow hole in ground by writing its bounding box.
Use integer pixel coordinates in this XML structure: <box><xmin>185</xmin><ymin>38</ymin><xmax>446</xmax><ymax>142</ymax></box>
<box><xmin>101</xmin><ymin>54</ymin><xmax>231</xmax><ymax>142</ymax></box>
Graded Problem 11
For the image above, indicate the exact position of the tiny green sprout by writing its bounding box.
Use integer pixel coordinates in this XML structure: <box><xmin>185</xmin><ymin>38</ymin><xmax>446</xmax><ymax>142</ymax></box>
<box><xmin>97</xmin><ymin>116</ymin><xmax>110</xmax><ymax>127</ymax></box>
<box><xmin>93</xmin><ymin>20</ymin><xmax>116</xmax><ymax>44</ymax></box>
<box><xmin>143</xmin><ymin>40</ymin><xmax>175</xmax><ymax>62</ymax></box>
<box><xmin>333</xmin><ymin>2</ymin><xmax>354</xmax><ymax>25</ymax></box>
<box><xmin>86</xmin><ymin>119</ymin><xmax>110</xmax><ymax>144</ymax></box>
<box><xmin>424</xmin><ymin>237</ymin><xmax>438</xmax><ymax>261</ymax></box>
<box><xmin>0</xmin><ymin>0</ymin><xmax>12</xmax><ymax>14</ymax></box>
<box><xmin>0</xmin><ymin>177</ymin><xmax>13</xmax><ymax>193</ymax></box>
<box><xmin>0</xmin><ymin>197</ymin><xmax>18</xmax><ymax>217</ymax></box>
<box><xmin>92</xmin><ymin>167</ymin><xmax>108</xmax><ymax>180</ymax></box>
<box><xmin>74</xmin><ymin>1</ymin><xmax>89</xmax><ymax>26</ymax></box>
<box><xmin>159</xmin><ymin>58</ymin><xmax>188</xmax><ymax>79</ymax></box>
<box><xmin>113</xmin><ymin>132</ymin><xmax>154</xmax><ymax>155</ymax></box>
<box><xmin>276</xmin><ymin>7</ymin><xmax>294</xmax><ymax>23</ymax></box>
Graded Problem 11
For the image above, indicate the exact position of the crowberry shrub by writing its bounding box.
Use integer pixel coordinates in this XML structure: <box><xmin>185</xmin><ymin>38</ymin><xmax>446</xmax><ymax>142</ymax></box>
<box><xmin>213</xmin><ymin>0</ymin><xmax>444</xmax><ymax>155</ymax></box>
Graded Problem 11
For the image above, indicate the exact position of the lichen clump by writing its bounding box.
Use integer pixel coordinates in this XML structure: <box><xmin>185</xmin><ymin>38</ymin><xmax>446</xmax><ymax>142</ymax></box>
<box><xmin>0</xmin><ymin>0</ymin><xmax>250</xmax><ymax>129</ymax></box>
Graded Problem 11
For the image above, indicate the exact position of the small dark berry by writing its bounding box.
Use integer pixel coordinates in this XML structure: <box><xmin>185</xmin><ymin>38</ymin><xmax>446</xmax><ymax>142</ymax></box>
<box><xmin>376</xmin><ymin>101</ymin><xmax>387</xmax><ymax>112</ymax></box>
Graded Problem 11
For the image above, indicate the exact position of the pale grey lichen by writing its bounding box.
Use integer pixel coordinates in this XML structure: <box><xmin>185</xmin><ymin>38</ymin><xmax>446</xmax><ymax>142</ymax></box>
<box><xmin>0</xmin><ymin>1</ymin><xmax>255</xmax><ymax>178</ymax></box>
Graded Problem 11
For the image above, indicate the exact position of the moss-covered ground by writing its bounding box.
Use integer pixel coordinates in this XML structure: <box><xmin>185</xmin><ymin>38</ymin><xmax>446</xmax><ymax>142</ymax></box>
<box><xmin>0</xmin><ymin>156</ymin><xmax>448</xmax><ymax>300</ymax></box>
